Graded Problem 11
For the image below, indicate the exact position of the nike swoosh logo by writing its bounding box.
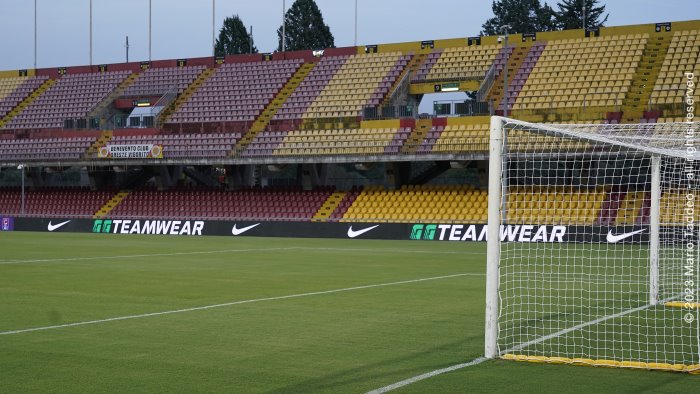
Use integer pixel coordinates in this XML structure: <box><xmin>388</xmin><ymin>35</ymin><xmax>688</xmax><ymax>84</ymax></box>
<box><xmin>231</xmin><ymin>223</ymin><xmax>260</xmax><ymax>236</ymax></box>
<box><xmin>347</xmin><ymin>225</ymin><xmax>379</xmax><ymax>238</ymax></box>
<box><xmin>606</xmin><ymin>229</ymin><xmax>645</xmax><ymax>243</ymax></box>
<box><xmin>47</xmin><ymin>220</ymin><xmax>71</xmax><ymax>232</ymax></box>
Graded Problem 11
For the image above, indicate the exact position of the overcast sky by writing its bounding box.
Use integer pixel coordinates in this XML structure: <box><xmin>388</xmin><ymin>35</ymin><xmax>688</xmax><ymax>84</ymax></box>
<box><xmin>0</xmin><ymin>0</ymin><xmax>697</xmax><ymax>71</ymax></box>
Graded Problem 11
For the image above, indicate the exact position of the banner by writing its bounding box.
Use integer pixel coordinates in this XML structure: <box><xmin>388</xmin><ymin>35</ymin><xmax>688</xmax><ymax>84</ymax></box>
<box><xmin>1</xmin><ymin>217</ymin><xmax>13</xmax><ymax>231</ymax></box>
<box><xmin>6</xmin><ymin>217</ymin><xmax>669</xmax><ymax>245</ymax></box>
<box><xmin>98</xmin><ymin>144</ymin><xmax>163</xmax><ymax>159</ymax></box>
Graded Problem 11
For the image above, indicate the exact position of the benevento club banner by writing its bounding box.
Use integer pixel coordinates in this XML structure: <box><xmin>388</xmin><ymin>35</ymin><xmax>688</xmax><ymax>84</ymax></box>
<box><xmin>98</xmin><ymin>144</ymin><xmax>163</xmax><ymax>159</ymax></box>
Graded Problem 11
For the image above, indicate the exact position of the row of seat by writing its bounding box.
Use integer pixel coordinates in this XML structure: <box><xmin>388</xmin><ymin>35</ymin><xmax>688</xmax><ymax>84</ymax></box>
<box><xmin>3</xmin><ymin>71</ymin><xmax>131</xmax><ymax>130</ymax></box>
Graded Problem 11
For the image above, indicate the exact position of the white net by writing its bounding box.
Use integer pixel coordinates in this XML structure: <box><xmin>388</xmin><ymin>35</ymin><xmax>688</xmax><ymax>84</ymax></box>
<box><xmin>490</xmin><ymin>119</ymin><xmax>700</xmax><ymax>371</ymax></box>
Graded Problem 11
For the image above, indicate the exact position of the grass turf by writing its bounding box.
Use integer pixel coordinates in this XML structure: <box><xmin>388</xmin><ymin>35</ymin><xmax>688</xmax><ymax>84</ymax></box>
<box><xmin>0</xmin><ymin>232</ymin><xmax>698</xmax><ymax>392</ymax></box>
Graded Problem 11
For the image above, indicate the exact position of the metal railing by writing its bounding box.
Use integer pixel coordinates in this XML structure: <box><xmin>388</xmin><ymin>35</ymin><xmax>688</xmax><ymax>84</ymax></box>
<box><xmin>476</xmin><ymin>62</ymin><xmax>498</xmax><ymax>102</ymax></box>
<box><xmin>363</xmin><ymin>105</ymin><xmax>415</xmax><ymax>120</ymax></box>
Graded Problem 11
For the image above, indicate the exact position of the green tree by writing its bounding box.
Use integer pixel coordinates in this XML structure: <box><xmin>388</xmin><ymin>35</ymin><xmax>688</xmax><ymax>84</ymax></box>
<box><xmin>482</xmin><ymin>0</ymin><xmax>558</xmax><ymax>36</ymax></box>
<box><xmin>277</xmin><ymin>0</ymin><xmax>334</xmax><ymax>51</ymax></box>
<box><xmin>556</xmin><ymin>0</ymin><xmax>609</xmax><ymax>30</ymax></box>
<box><xmin>215</xmin><ymin>15</ymin><xmax>257</xmax><ymax>56</ymax></box>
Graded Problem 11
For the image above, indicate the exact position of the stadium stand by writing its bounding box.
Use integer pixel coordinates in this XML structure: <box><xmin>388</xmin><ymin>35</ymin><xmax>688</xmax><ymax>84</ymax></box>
<box><xmin>417</xmin><ymin>44</ymin><xmax>502</xmax><ymax>82</ymax></box>
<box><xmin>0</xmin><ymin>76</ymin><xmax>48</xmax><ymax>120</ymax></box>
<box><xmin>507</xmin><ymin>187</ymin><xmax>606</xmax><ymax>225</ymax></box>
<box><xmin>272</xmin><ymin>55</ymin><xmax>349</xmax><ymax>123</ymax></box>
<box><xmin>167</xmin><ymin>60</ymin><xmax>303</xmax><ymax>128</ymax></box>
<box><xmin>342</xmin><ymin>184</ymin><xmax>487</xmax><ymax>223</ymax></box>
<box><xmin>651</xmin><ymin>30</ymin><xmax>700</xmax><ymax>112</ymax></box>
<box><xmin>105</xmin><ymin>186</ymin><xmax>334</xmax><ymax>220</ymax></box>
<box><xmin>514</xmin><ymin>34</ymin><xmax>646</xmax><ymax>113</ymax></box>
<box><xmin>122</xmin><ymin>65</ymin><xmax>206</xmax><ymax>97</ymax></box>
<box><xmin>107</xmin><ymin>132</ymin><xmax>240</xmax><ymax>159</ymax></box>
<box><xmin>269</xmin><ymin>127</ymin><xmax>410</xmax><ymax>157</ymax></box>
<box><xmin>0</xmin><ymin>136</ymin><xmax>94</xmax><ymax>161</ymax></box>
<box><xmin>2</xmin><ymin>71</ymin><xmax>131</xmax><ymax>130</ymax></box>
<box><xmin>1</xmin><ymin>19</ymin><xmax>700</xmax><ymax>227</ymax></box>
<box><xmin>303</xmin><ymin>52</ymin><xmax>409</xmax><ymax>119</ymax></box>
<box><xmin>0</xmin><ymin>187</ymin><xmax>113</xmax><ymax>217</ymax></box>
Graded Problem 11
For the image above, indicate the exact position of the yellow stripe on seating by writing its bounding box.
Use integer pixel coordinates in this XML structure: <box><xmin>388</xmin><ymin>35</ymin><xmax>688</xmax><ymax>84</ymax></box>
<box><xmin>502</xmin><ymin>354</ymin><xmax>700</xmax><ymax>374</ymax></box>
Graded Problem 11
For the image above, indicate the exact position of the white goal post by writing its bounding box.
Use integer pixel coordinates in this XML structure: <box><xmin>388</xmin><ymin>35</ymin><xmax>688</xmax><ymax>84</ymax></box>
<box><xmin>486</xmin><ymin>116</ymin><xmax>700</xmax><ymax>373</ymax></box>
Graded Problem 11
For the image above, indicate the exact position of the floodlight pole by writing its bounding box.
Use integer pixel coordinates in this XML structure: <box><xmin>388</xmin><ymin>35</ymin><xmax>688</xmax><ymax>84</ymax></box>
<box><xmin>149</xmin><ymin>0</ymin><xmax>152</xmax><ymax>61</ymax></box>
<box><xmin>212</xmin><ymin>0</ymin><xmax>216</xmax><ymax>56</ymax></box>
<box><xmin>89</xmin><ymin>0</ymin><xmax>93</xmax><ymax>66</ymax></box>
<box><xmin>282</xmin><ymin>0</ymin><xmax>286</xmax><ymax>52</ymax></box>
<box><xmin>583</xmin><ymin>0</ymin><xmax>586</xmax><ymax>30</ymax></box>
<box><xmin>354</xmin><ymin>0</ymin><xmax>358</xmax><ymax>46</ymax></box>
<box><xmin>250</xmin><ymin>25</ymin><xmax>253</xmax><ymax>54</ymax></box>
<box><xmin>34</xmin><ymin>0</ymin><xmax>37</xmax><ymax>69</ymax></box>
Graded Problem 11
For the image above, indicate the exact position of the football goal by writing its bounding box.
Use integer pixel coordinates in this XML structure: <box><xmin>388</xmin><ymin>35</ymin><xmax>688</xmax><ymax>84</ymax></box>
<box><xmin>485</xmin><ymin>116</ymin><xmax>700</xmax><ymax>373</ymax></box>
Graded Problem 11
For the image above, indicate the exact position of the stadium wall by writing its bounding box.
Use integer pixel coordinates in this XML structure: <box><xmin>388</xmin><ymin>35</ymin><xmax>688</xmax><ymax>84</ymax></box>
<box><xmin>2</xmin><ymin>217</ymin><xmax>660</xmax><ymax>244</ymax></box>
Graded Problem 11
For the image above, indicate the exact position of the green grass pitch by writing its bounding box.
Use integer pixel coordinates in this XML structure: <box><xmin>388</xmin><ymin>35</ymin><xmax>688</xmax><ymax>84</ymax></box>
<box><xmin>0</xmin><ymin>232</ymin><xmax>699</xmax><ymax>392</ymax></box>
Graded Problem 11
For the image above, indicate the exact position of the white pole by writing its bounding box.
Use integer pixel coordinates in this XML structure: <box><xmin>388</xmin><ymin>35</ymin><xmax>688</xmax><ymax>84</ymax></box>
<box><xmin>582</xmin><ymin>0</ymin><xmax>586</xmax><ymax>30</ymax></box>
<box><xmin>149</xmin><ymin>0</ymin><xmax>152</xmax><ymax>61</ymax></box>
<box><xmin>212</xmin><ymin>0</ymin><xmax>215</xmax><ymax>56</ymax></box>
<box><xmin>282</xmin><ymin>0</ymin><xmax>286</xmax><ymax>51</ymax></box>
<box><xmin>34</xmin><ymin>0</ymin><xmax>37</xmax><ymax>69</ymax></box>
<box><xmin>485</xmin><ymin>115</ymin><xmax>504</xmax><ymax>358</ymax></box>
<box><xmin>89</xmin><ymin>0</ymin><xmax>92</xmax><ymax>66</ymax></box>
<box><xmin>354</xmin><ymin>0</ymin><xmax>358</xmax><ymax>46</ymax></box>
<box><xmin>19</xmin><ymin>165</ymin><xmax>25</xmax><ymax>216</ymax></box>
<box><xmin>649</xmin><ymin>155</ymin><xmax>661</xmax><ymax>305</ymax></box>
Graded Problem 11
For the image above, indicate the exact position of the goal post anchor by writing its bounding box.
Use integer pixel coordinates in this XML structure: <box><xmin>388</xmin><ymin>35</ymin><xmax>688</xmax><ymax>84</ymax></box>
<box><xmin>485</xmin><ymin>116</ymin><xmax>504</xmax><ymax>359</ymax></box>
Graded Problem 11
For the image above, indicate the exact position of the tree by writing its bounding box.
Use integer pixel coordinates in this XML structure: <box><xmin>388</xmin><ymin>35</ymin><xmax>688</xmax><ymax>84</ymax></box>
<box><xmin>277</xmin><ymin>0</ymin><xmax>334</xmax><ymax>52</ymax></box>
<box><xmin>556</xmin><ymin>0</ymin><xmax>609</xmax><ymax>30</ymax></box>
<box><xmin>215</xmin><ymin>15</ymin><xmax>257</xmax><ymax>56</ymax></box>
<box><xmin>482</xmin><ymin>0</ymin><xmax>558</xmax><ymax>36</ymax></box>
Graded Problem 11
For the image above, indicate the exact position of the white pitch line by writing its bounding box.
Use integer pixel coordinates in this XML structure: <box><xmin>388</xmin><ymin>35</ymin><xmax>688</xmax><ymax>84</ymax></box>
<box><xmin>0</xmin><ymin>246</ymin><xmax>483</xmax><ymax>266</ymax></box>
<box><xmin>366</xmin><ymin>357</ymin><xmax>488</xmax><ymax>394</ymax></box>
<box><xmin>0</xmin><ymin>247</ymin><xmax>301</xmax><ymax>265</ymax></box>
<box><xmin>366</xmin><ymin>295</ymin><xmax>677</xmax><ymax>393</ymax></box>
<box><xmin>293</xmin><ymin>247</ymin><xmax>485</xmax><ymax>256</ymax></box>
<box><xmin>0</xmin><ymin>272</ymin><xmax>481</xmax><ymax>336</ymax></box>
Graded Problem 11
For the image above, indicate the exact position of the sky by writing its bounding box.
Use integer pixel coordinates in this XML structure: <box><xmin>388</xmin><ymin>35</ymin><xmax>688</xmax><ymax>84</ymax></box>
<box><xmin>0</xmin><ymin>0</ymin><xmax>697</xmax><ymax>71</ymax></box>
<box><xmin>0</xmin><ymin>0</ymin><xmax>696</xmax><ymax>112</ymax></box>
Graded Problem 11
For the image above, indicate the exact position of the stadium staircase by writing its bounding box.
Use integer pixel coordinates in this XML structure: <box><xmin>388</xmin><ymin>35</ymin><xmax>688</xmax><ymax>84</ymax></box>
<box><xmin>596</xmin><ymin>190</ymin><xmax>626</xmax><ymax>226</ymax></box>
<box><xmin>158</xmin><ymin>68</ymin><xmax>214</xmax><ymax>124</ymax></box>
<box><xmin>380</xmin><ymin>54</ymin><xmax>421</xmax><ymax>107</ymax></box>
<box><xmin>233</xmin><ymin>62</ymin><xmax>316</xmax><ymax>155</ymax></box>
<box><xmin>401</xmin><ymin>118</ymin><xmax>432</xmax><ymax>154</ymax></box>
<box><xmin>85</xmin><ymin>130</ymin><xmax>114</xmax><ymax>157</ymax></box>
<box><xmin>487</xmin><ymin>45</ymin><xmax>527</xmax><ymax>110</ymax></box>
<box><xmin>87</xmin><ymin>73</ymin><xmax>139</xmax><ymax>127</ymax></box>
<box><xmin>621</xmin><ymin>34</ymin><xmax>671</xmax><ymax>123</ymax></box>
<box><xmin>312</xmin><ymin>190</ymin><xmax>347</xmax><ymax>222</ymax></box>
<box><xmin>93</xmin><ymin>190</ymin><xmax>130</xmax><ymax>218</ymax></box>
<box><xmin>0</xmin><ymin>78</ymin><xmax>55</xmax><ymax>128</ymax></box>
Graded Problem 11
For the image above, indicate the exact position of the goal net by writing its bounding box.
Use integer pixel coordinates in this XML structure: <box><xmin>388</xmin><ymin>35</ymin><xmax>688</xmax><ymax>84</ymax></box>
<box><xmin>485</xmin><ymin>117</ymin><xmax>700</xmax><ymax>373</ymax></box>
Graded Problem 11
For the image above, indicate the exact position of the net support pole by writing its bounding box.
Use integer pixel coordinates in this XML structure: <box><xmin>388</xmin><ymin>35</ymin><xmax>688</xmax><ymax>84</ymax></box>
<box><xmin>649</xmin><ymin>154</ymin><xmax>661</xmax><ymax>306</ymax></box>
<box><xmin>485</xmin><ymin>116</ymin><xmax>504</xmax><ymax>358</ymax></box>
